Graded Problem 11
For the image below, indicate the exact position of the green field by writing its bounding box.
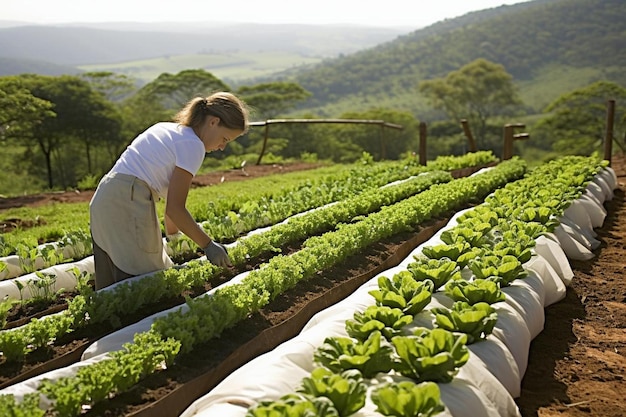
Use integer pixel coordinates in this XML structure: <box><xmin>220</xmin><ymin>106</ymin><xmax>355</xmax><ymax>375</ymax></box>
<box><xmin>78</xmin><ymin>51</ymin><xmax>324</xmax><ymax>85</ymax></box>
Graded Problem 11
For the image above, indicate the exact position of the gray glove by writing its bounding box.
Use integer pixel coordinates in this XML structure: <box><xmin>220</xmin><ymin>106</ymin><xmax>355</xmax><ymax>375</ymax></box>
<box><xmin>203</xmin><ymin>241</ymin><xmax>232</xmax><ymax>267</ymax></box>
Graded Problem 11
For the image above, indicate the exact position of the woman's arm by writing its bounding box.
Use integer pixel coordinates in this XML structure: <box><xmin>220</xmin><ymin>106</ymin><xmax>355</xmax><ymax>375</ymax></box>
<box><xmin>165</xmin><ymin>166</ymin><xmax>213</xmax><ymax>249</ymax></box>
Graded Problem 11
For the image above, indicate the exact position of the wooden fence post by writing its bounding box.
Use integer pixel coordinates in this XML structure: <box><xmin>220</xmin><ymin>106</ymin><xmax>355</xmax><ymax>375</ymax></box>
<box><xmin>604</xmin><ymin>99</ymin><xmax>615</xmax><ymax>166</ymax></box>
<box><xmin>256</xmin><ymin>123</ymin><xmax>270</xmax><ymax>165</ymax></box>
<box><xmin>419</xmin><ymin>122</ymin><xmax>427</xmax><ymax>166</ymax></box>
<box><xmin>502</xmin><ymin>123</ymin><xmax>529</xmax><ymax>160</ymax></box>
<box><xmin>460</xmin><ymin>119</ymin><xmax>478</xmax><ymax>152</ymax></box>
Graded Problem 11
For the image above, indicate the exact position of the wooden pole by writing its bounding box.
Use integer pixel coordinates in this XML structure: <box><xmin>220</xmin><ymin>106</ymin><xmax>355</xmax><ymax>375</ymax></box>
<box><xmin>604</xmin><ymin>99</ymin><xmax>615</xmax><ymax>166</ymax></box>
<box><xmin>419</xmin><ymin>122</ymin><xmax>427</xmax><ymax>166</ymax></box>
<box><xmin>460</xmin><ymin>119</ymin><xmax>477</xmax><ymax>152</ymax></box>
<box><xmin>502</xmin><ymin>125</ymin><xmax>513</xmax><ymax>160</ymax></box>
<box><xmin>256</xmin><ymin>123</ymin><xmax>270</xmax><ymax>165</ymax></box>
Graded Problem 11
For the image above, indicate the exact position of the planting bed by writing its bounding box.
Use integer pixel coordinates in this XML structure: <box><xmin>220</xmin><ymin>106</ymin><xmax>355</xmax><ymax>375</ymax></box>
<box><xmin>1</xmin><ymin>156</ymin><xmax>625</xmax><ymax>416</ymax></box>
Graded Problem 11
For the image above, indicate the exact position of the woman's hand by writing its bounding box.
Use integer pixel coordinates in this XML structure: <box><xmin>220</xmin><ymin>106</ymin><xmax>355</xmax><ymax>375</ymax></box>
<box><xmin>203</xmin><ymin>241</ymin><xmax>232</xmax><ymax>267</ymax></box>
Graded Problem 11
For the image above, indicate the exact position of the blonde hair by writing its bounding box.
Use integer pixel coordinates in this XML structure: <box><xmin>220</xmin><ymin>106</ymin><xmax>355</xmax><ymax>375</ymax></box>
<box><xmin>174</xmin><ymin>92</ymin><xmax>249</xmax><ymax>133</ymax></box>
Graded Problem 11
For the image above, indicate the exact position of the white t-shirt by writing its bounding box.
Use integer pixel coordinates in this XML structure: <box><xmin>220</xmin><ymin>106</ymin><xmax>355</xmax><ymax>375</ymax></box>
<box><xmin>111</xmin><ymin>122</ymin><xmax>205</xmax><ymax>198</ymax></box>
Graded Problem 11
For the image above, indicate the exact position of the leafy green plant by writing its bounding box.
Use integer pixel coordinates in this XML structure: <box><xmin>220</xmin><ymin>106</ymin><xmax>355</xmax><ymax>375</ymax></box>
<box><xmin>246</xmin><ymin>393</ymin><xmax>337</xmax><ymax>417</ymax></box>
<box><xmin>345</xmin><ymin>305</ymin><xmax>413</xmax><ymax>342</ymax></box>
<box><xmin>298</xmin><ymin>368</ymin><xmax>367</xmax><ymax>417</ymax></box>
<box><xmin>440</xmin><ymin>225</ymin><xmax>491</xmax><ymax>248</ymax></box>
<box><xmin>0</xmin><ymin>392</ymin><xmax>46</xmax><ymax>417</ymax></box>
<box><xmin>368</xmin><ymin>272</ymin><xmax>433</xmax><ymax>315</ymax></box>
<box><xmin>444</xmin><ymin>278</ymin><xmax>505</xmax><ymax>305</ymax></box>
<box><xmin>406</xmin><ymin>257</ymin><xmax>462</xmax><ymax>290</ymax></box>
<box><xmin>0</xmin><ymin>296</ymin><xmax>17</xmax><ymax>329</ymax></box>
<box><xmin>468</xmin><ymin>254</ymin><xmax>527</xmax><ymax>286</ymax></box>
<box><xmin>314</xmin><ymin>331</ymin><xmax>395</xmax><ymax>378</ymax></box>
<box><xmin>431</xmin><ymin>301</ymin><xmax>498</xmax><ymax>344</ymax></box>
<box><xmin>371</xmin><ymin>380</ymin><xmax>445</xmax><ymax>417</ymax></box>
<box><xmin>391</xmin><ymin>327</ymin><xmax>469</xmax><ymax>382</ymax></box>
<box><xmin>418</xmin><ymin>242</ymin><xmax>483</xmax><ymax>269</ymax></box>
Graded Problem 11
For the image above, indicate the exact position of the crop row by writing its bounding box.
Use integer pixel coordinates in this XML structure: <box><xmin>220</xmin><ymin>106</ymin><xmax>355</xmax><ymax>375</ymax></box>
<box><xmin>0</xmin><ymin>152</ymin><xmax>497</xmax><ymax>280</ymax></box>
<box><xmin>0</xmin><ymin>158</ymin><xmax>526</xmax><ymax>415</ymax></box>
<box><xmin>0</xmin><ymin>169</ymin><xmax>452</xmax><ymax>361</ymax></box>
<box><xmin>178</xmin><ymin>155</ymin><xmax>613</xmax><ymax>417</ymax></box>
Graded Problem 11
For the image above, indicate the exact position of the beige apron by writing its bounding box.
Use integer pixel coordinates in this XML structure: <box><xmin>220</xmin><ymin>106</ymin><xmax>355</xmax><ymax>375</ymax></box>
<box><xmin>89</xmin><ymin>172</ymin><xmax>173</xmax><ymax>288</ymax></box>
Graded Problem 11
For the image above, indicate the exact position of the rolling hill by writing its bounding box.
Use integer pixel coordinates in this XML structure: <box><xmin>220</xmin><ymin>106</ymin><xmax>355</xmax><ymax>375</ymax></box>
<box><xmin>1</xmin><ymin>0</ymin><xmax>624</xmax><ymax>118</ymax></box>
<box><xmin>0</xmin><ymin>22</ymin><xmax>407</xmax><ymax>82</ymax></box>
<box><xmin>284</xmin><ymin>0</ymin><xmax>626</xmax><ymax>116</ymax></box>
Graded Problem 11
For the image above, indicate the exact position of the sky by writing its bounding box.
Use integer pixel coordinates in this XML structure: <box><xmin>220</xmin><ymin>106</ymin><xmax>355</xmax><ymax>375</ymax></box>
<box><xmin>4</xmin><ymin>0</ymin><xmax>531</xmax><ymax>28</ymax></box>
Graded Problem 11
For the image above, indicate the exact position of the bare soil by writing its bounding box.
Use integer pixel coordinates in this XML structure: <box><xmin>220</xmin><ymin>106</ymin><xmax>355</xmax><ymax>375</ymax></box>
<box><xmin>1</xmin><ymin>158</ymin><xmax>625</xmax><ymax>416</ymax></box>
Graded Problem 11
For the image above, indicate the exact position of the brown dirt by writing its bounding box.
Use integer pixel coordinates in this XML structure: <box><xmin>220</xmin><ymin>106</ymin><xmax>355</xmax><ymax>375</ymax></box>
<box><xmin>1</xmin><ymin>157</ymin><xmax>625</xmax><ymax>416</ymax></box>
<box><xmin>516</xmin><ymin>154</ymin><xmax>626</xmax><ymax>417</ymax></box>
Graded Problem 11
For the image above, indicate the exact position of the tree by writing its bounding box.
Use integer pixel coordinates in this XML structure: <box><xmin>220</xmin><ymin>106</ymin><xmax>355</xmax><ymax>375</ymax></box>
<box><xmin>237</xmin><ymin>82</ymin><xmax>312</xmax><ymax>119</ymax></box>
<box><xmin>0</xmin><ymin>76</ymin><xmax>54</xmax><ymax>142</ymax></box>
<box><xmin>533</xmin><ymin>81</ymin><xmax>626</xmax><ymax>156</ymax></box>
<box><xmin>135</xmin><ymin>69</ymin><xmax>230</xmax><ymax>112</ymax></box>
<box><xmin>418</xmin><ymin>58</ymin><xmax>522</xmax><ymax>145</ymax></box>
<box><xmin>19</xmin><ymin>74</ymin><xmax>122</xmax><ymax>188</ymax></box>
<box><xmin>79</xmin><ymin>71</ymin><xmax>137</xmax><ymax>102</ymax></box>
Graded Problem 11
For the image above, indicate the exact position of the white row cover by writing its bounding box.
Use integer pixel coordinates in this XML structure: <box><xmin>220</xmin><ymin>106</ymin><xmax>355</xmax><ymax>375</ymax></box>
<box><xmin>179</xmin><ymin>167</ymin><xmax>617</xmax><ymax>417</ymax></box>
<box><xmin>0</xmin><ymin>172</ymin><xmax>429</xmax><ymax>301</ymax></box>
<box><xmin>0</xmin><ymin>167</ymin><xmax>617</xmax><ymax>416</ymax></box>
<box><xmin>0</xmin><ymin>240</ymin><xmax>90</xmax><ymax>281</ymax></box>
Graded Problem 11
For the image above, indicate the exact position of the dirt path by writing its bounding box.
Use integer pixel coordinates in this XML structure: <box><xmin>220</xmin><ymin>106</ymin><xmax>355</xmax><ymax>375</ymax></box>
<box><xmin>516</xmin><ymin>155</ymin><xmax>626</xmax><ymax>417</ymax></box>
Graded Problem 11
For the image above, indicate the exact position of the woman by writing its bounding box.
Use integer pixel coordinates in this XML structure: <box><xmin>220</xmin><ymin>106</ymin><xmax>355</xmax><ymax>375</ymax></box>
<box><xmin>89</xmin><ymin>91</ymin><xmax>249</xmax><ymax>290</ymax></box>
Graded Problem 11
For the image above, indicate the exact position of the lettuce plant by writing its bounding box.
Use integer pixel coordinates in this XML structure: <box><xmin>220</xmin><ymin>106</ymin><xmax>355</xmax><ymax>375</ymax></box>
<box><xmin>391</xmin><ymin>327</ymin><xmax>469</xmax><ymax>383</ymax></box>
<box><xmin>419</xmin><ymin>243</ymin><xmax>482</xmax><ymax>269</ymax></box>
<box><xmin>444</xmin><ymin>278</ymin><xmax>505</xmax><ymax>305</ymax></box>
<box><xmin>468</xmin><ymin>254</ymin><xmax>527</xmax><ymax>286</ymax></box>
<box><xmin>406</xmin><ymin>258</ymin><xmax>462</xmax><ymax>290</ymax></box>
<box><xmin>431</xmin><ymin>301</ymin><xmax>497</xmax><ymax>344</ymax></box>
<box><xmin>368</xmin><ymin>272</ymin><xmax>433</xmax><ymax>315</ymax></box>
<box><xmin>298</xmin><ymin>368</ymin><xmax>366</xmax><ymax>417</ymax></box>
<box><xmin>314</xmin><ymin>331</ymin><xmax>395</xmax><ymax>378</ymax></box>
<box><xmin>246</xmin><ymin>393</ymin><xmax>338</xmax><ymax>417</ymax></box>
<box><xmin>346</xmin><ymin>305</ymin><xmax>413</xmax><ymax>342</ymax></box>
<box><xmin>371</xmin><ymin>380</ymin><xmax>445</xmax><ymax>417</ymax></box>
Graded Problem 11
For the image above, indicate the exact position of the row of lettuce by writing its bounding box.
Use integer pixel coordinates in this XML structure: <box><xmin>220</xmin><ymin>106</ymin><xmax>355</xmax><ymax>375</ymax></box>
<box><xmin>187</xmin><ymin>154</ymin><xmax>609</xmax><ymax>417</ymax></box>
<box><xmin>0</xmin><ymin>157</ymin><xmax>528</xmax><ymax>415</ymax></box>
<box><xmin>0</xmin><ymin>169</ymin><xmax>452</xmax><ymax>358</ymax></box>
<box><xmin>0</xmin><ymin>152</ymin><xmax>496</xmax><ymax>266</ymax></box>
<box><xmin>0</xmin><ymin>152</ymin><xmax>496</xmax><ymax>326</ymax></box>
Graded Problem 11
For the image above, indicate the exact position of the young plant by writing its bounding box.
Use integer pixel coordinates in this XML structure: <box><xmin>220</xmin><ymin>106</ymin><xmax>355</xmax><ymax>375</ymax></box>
<box><xmin>468</xmin><ymin>254</ymin><xmax>527</xmax><ymax>286</ymax></box>
<box><xmin>298</xmin><ymin>368</ymin><xmax>367</xmax><ymax>417</ymax></box>
<box><xmin>314</xmin><ymin>331</ymin><xmax>395</xmax><ymax>378</ymax></box>
<box><xmin>246</xmin><ymin>393</ymin><xmax>338</xmax><ymax>417</ymax></box>
<box><xmin>418</xmin><ymin>243</ymin><xmax>482</xmax><ymax>269</ymax></box>
<box><xmin>406</xmin><ymin>257</ymin><xmax>462</xmax><ymax>290</ymax></box>
<box><xmin>368</xmin><ymin>271</ymin><xmax>433</xmax><ymax>315</ymax></box>
<box><xmin>371</xmin><ymin>380</ymin><xmax>445</xmax><ymax>417</ymax></box>
<box><xmin>431</xmin><ymin>301</ymin><xmax>498</xmax><ymax>344</ymax></box>
<box><xmin>345</xmin><ymin>305</ymin><xmax>413</xmax><ymax>342</ymax></box>
<box><xmin>443</xmin><ymin>278</ymin><xmax>505</xmax><ymax>305</ymax></box>
<box><xmin>391</xmin><ymin>327</ymin><xmax>469</xmax><ymax>383</ymax></box>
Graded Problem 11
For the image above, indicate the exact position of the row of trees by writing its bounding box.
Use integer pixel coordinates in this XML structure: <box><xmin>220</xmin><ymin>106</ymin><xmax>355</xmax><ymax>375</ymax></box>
<box><xmin>1</xmin><ymin>59</ymin><xmax>624</xmax><ymax>194</ymax></box>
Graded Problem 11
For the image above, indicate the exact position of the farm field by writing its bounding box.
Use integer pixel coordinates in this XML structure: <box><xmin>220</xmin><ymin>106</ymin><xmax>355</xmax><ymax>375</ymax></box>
<box><xmin>0</xmin><ymin>154</ymin><xmax>624</xmax><ymax>416</ymax></box>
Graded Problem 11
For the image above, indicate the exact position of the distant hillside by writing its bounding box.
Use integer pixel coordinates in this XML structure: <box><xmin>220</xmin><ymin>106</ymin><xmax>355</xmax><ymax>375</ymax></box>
<box><xmin>0</xmin><ymin>56</ymin><xmax>82</xmax><ymax>77</ymax></box>
<box><xmin>285</xmin><ymin>0</ymin><xmax>625</xmax><ymax>115</ymax></box>
<box><xmin>0</xmin><ymin>23</ymin><xmax>406</xmax><ymax>66</ymax></box>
